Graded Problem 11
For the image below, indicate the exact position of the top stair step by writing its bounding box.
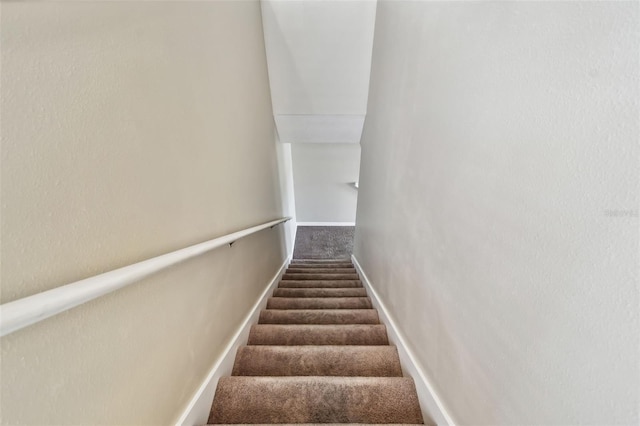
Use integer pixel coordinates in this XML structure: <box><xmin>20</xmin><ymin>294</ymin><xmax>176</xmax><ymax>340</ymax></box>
<box><xmin>291</xmin><ymin>259</ymin><xmax>352</xmax><ymax>264</ymax></box>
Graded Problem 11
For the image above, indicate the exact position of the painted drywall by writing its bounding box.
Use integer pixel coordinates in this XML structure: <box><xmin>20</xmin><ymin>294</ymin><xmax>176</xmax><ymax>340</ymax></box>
<box><xmin>274</xmin><ymin>115</ymin><xmax>365</xmax><ymax>144</ymax></box>
<box><xmin>261</xmin><ymin>0</ymin><xmax>376</xmax><ymax>144</ymax></box>
<box><xmin>261</xmin><ymin>0</ymin><xmax>376</xmax><ymax>115</ymax></box>
<box><xmin>275</xmin><ymin>137</ymin><xmax>297</xmax><ymax>256</ymax></box>
<box><xmin>1</xmin><ymin>2</ymin><xmax>286</xmax><ymax>424</ymax></box>
<box><xmin>355</xmin><ymin>2</ymin><xmax>639</xmax><ymax>425</ymax></box>
<box><xmin>292</xmin><ymin>144</ymin><xmax>360</xmax><ymax>223</ymax></box>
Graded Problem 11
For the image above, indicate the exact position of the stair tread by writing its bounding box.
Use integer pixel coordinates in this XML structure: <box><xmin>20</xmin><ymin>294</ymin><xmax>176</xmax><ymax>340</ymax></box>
<box><xmin>259</xmin><ymin>309</ymin><xmax>379</xmax><ymax>324</ymax></box>
<box><xmin>288</xmin><ymin>263</ymin><xmax>355</xmax><ymax>268</ymax></box>
<box><xmin>232</xmin><ymin>345</ymin><xmax>402</xmax><ymax>377</ymax></box>
<box><xmin>286</xmin><ymin>268</ymin><xmax>356</xmax><ymax>274</ymax></box>
<box><xmin>248</xmin><ymin>324</ymin><xmax>388</xmax><ymax>345</ymax></box>
<box><xmin>288</xmin><ymin>266</ymin><xmax>355</xmax><ymax>270</ymax></box>
<box><xmin>267</xmin><ymin>297</ymin><xmax>372</xmax><ymax>310</ymax></box>
<box><xmin>208</xmin><ymin>376</ymin><xmax>423</xmax><ymax>424</ymax></box>
<box><xmin>278</xmin><ymin>280</ymin><xmax>362</xmax><ymax>288</ymax></box>
<box><xmin>273</xmin><ymin>288</ymin><xmax>367</xmax><ymax>298</ymax></box>
<box><xmin>282</xmin><ymin>273</ymin><xmax>359</xmax><ymax>280</ymax></box>
<box><xmin>207</xmin><ymin>250</ymin><xmax>425</xmax><ymax>425</ymax></box>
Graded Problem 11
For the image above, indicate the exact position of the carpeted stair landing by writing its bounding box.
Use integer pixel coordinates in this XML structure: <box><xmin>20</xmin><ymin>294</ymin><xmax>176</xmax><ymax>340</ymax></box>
<box><xmin>208</xmin><ymin>259</ymin><xmax>424</xmax><ymax>424</ymax></box>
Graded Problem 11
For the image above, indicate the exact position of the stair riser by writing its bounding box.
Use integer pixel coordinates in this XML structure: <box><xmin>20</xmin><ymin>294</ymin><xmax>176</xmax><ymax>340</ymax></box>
<box><xmin>259</xmin><ymin>309</ymin><xmax>379</xmax><ymax>325</ymax></box>
<box><xmin>209</xmin><ymin>377</ymin><xmax>423</xmax><ymax>424</ymax></box>
<box><xmin>267</xmin><ymin>297</ymin><xmax>372</xmax><ymax>310</ymax></box>
<box><xmin>278</xmin><ymin>280</ymin><xmax>362</xmax><ymax>288</ymax></box>
<box><xmin>248</xmin><ymin>324</ymin><xmax>389</xmax><ymax>345</ymax></box>
<box><xmin>286</xmin><ymin>268</ymin><xmax>356</xmax><ymax>274</ymax></box>
<box><xmin>273</xmin><ymin>288</ymin><xmax>367</xmax><ymax>298</ymax></box>
<box><xmin>282</xmin><ymin>273</ymin><xmax>359</xmax><ymax>280</ymax></box>
<box><xmin>288</xmin><ymin>264</ymin><xmax>355</xmax><ymax>269</ymax></box>
<box><xmin>232</xmin><ymin>346</ymin><xmax>403</xmax><ymax>377</ymax></box>
<box><xmin>210</xmin><ymin>423</ymin><xmax>423</xmax><ymax>426</ymax></box>
<box><xmin>291</xmin><ymin>259</ymin><xmax>352</xmax><ymax>263</ymax></box>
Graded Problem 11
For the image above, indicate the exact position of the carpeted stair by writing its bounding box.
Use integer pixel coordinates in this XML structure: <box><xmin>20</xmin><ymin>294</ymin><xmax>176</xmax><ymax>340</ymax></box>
<box><xmin>208</xmin><ymin>258</ymin><xmax>424</xmax><ymax>424</ymax></box>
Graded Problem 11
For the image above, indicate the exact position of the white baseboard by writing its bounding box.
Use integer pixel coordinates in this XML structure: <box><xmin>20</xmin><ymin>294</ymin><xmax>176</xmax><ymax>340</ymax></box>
<box><xmin>297</xmin><ymin>222</ymin><xmax>355</xmax><ymax>227</ymax></box>
<box><xmin>352</xmin><ymin>255</ymin><xmax>457</xmax><ymax>426</ymax></box>
<box><xmin>174</xmin><ymin>256</ymin><xmax>290</xmax><ymax>426</ymax></box>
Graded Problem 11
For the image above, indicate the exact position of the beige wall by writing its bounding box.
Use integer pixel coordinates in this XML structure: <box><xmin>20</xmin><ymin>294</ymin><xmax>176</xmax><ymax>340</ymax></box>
<box><xmin>1</xmin><ymin>2</ymin><xmax>286</xmax><ymax>424</ymax></box>
<box><xmin>355</xmin><ymin>1</ymin><xmax>639</xmax><ymax>425</ymax></box>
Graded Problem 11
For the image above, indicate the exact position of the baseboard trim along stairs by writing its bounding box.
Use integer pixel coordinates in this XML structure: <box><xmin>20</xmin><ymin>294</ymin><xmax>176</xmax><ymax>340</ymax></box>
<box><xmin>352</xmin><ymin>255</ymin><xmax>457</xmax><ymax>426</ymax></box>
<box><xmin>175</xmin><ymin>258</ymin><xmax>290</xmax><ymax>426</ymax></box>
<box><xmin>204</xmin><ymin>258</ymin><xmax>426</xmax><ymax>425</ymax></box>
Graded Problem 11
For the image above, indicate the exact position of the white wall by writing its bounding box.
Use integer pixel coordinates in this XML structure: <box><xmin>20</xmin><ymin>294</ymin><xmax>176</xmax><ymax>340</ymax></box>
<box><xmin>355</xmin><ymin>2</ymin><xmax>639</xmax><ymax>425</ymax></box>
<box><xmin>292</xmin><ymin>144</ymin><xmax>360</xmax><ymax>223</ymax></box>
<box><xmin>275</xmin><ymin>136</ymin><xmax>298</xmax><ymax>255</ymax></box>
<box><xmin>1</xmin><ymin>2</ymin><xmax>286</xmax><ymax>424</ymax></box>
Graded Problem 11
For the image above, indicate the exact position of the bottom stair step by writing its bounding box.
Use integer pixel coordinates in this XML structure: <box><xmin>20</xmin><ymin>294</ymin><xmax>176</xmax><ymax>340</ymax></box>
<box><xmin>232</xmin><ymin>346</ymin><xmax>402</xmax><ymax>376</ymax></box>
<box><xmin>208</xmin><ymin>376</ymin><xmax>424</xmax><ymax>424</ymax></box>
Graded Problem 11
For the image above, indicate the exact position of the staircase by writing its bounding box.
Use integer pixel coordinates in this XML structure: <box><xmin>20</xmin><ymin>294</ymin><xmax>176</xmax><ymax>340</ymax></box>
<box><xmin>208</xmin><ymin>258</ymin><xmax>424</xmax><ymax>424</ymax></box>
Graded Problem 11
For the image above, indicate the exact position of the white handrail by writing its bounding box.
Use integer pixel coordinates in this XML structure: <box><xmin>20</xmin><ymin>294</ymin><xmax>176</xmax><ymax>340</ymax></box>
<box><xmin>0</xmin><ymin>217</ymin><xmax>291</xmax><ymax>337</ymax></box>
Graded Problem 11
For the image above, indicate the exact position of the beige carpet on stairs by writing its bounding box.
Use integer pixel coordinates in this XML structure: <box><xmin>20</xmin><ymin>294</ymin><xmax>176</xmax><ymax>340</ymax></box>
<box><xmin>207</xmin><ymin>259</ymin><xmax>424</xmax><ymax>425</ymax></box>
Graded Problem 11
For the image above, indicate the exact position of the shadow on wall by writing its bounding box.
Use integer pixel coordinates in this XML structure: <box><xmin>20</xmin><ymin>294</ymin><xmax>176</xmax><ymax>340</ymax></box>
<box><xmin>293</xmin><ymin>226</ymin><xmax>355</xmax><ymax>259</ymax></box>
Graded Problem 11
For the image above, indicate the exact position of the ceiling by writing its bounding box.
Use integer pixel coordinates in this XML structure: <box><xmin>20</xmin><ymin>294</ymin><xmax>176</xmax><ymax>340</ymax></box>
<box><xmin>261</xmin><ymin>0</ymin><xmax>377</xmax><ymax>144</ymax></box>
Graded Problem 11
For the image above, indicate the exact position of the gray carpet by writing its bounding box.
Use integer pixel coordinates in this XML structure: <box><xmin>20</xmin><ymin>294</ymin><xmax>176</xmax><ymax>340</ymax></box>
<box><xmin>293</xmin><ymin>226</ymin><xmax>355</xmax><ymax>259</ymax></box>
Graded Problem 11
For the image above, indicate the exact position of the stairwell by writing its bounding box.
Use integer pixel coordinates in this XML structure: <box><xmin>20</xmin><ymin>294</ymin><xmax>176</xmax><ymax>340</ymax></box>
<box><xmin>208</xmin><ymin>258</ymin><xmax>424</xmax><ymax>424</ymax></box>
